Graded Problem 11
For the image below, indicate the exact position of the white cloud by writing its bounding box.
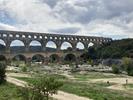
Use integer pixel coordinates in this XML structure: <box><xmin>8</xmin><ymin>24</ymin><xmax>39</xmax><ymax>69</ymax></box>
<box><xmin>0</xmin><ymin>0</ymin><xmax>133</xmax><ymax>39</ymax></box>
<box><xmin>2</xmin><ymin>0</ymin><xmax>62</xmax><ymax>31</ymax></box>
<box><xmin>0</xmin><ymin>23</ymin><xmax>17</xmax><ymax>30</ymax></box>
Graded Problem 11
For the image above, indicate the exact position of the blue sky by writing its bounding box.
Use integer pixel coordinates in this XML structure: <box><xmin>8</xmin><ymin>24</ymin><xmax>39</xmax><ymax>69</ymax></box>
<box><xmin>0</xmin><ymin>0</ymin><xmax>133</xmax><ymax>39</ymax></box>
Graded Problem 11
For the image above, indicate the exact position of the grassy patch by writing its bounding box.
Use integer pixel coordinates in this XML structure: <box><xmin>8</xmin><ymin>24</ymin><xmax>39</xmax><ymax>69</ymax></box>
<box><xmin>72</xmin><ymin>72</ymin><xmax>125</xmax><ymax>81</ymax></box>
<box><xmin>127</xmin><ymin>84</ymin><xmax>133</xmax><ymax>88</ymax></box>
<box><xmin>13</xmin><ymin>77</ymin><xmax>35</xmax><ymax>83</ymax></box>
<box><xmin>14</xmin><ymin>75</ymin><xmax>132</xmax><ymax>100</ymax></box>
<box><xmin>0</xmin><ymin>83</ymin><xmax>21</xmax><ymax>100</ymax></box>
<box><xmin>123</xmin><ymin>84</ymin><xmax>133</xmax><ymax>90</ymax></box>
<box><xmin>14</xmin><ymin>74</ymin><xmax>67</xmax><ymax>84</ymax></box>
<box><xmin>93</xmin><ymin>82</ymin><xmax>115</xmax><ymax>87</ymax></box>
<box><xmin>60</xmin><ymin>81</ymin><xmax>133</xmax><ymax>100</ymax></box>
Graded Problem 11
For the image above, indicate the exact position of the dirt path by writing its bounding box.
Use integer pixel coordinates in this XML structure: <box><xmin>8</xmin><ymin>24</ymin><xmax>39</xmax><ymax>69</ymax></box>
<box><xmin>7</xmin><ymin>77</ymin><xmax>27</xmax><ymax>87</ymax></box>
<box><xmin>7</xmin><ymin>73</ymin><xmax>31</xmax><ymax>78</ymax></box>
<box><xmin>6</xmin><ymin>75</ymin><xmax>91</xmax><ymax>100</ymax></box>
<box><xmin>53</xmin><ymin>91</ymin><xmax>91</xmax><ymax>100</ymax></box>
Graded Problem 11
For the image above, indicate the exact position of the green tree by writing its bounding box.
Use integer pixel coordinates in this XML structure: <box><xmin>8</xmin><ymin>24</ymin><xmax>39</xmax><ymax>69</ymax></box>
<box><xmin>122</xmin><ymin>57</ymin><xmax>133</xmax><ymax>76</ymax></box>
<box><xmin>21</xmin><ymin>66</ymin><xmax>27</xmax><ymax>72</ymax></box>
<box><xmin>17</xmin><ymin>75</ymin><xmax>63</xmax><ymax>100</ymax></box>
<box><xmin>88</xmin><ymin>47</ymin><xmax>97</xmax><ymax>59</ymax></box>
<box><xmin>0</xmin><ymin>62</ymin><xmax>6</xmax><ymax>84</ymax></box>
<box><xmin>87</xmin><ymin>59</ymin><xmax>94</xmax><ymax>66</ymax></box>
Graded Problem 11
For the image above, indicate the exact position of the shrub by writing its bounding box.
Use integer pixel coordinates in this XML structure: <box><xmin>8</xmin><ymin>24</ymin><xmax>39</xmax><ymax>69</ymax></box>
<box><xmin>21</xmin><ymin>66</ymin><xmax>27</xmax><ymax>72</ymax></box>
<box><xmin>87</xmin><ymin>59</ymin><xmax>94</xmax><ymax>66</ymax></box>
<box><xmin>0</xmin><ymin>62</ymin><xmax>7</xmax><ymax>84</ymax></box>
<box><xmin>128</xmin><ymin>70</ymin><xmax>133</xmax><ymax>76</ymax></box>
<box><xmin>17</xmin><ymin>75</ymin><xmax>63</xmax><ymax>100</ymax></box>
<box><xmin>112</xmin><ymin>65</ymin><xmax>120</xmax><ymax>74</ymax></box>
<box><xmin>122</xmin><ymin>57</ymin><xmax>133</xmax><ymax>76</ymax></box>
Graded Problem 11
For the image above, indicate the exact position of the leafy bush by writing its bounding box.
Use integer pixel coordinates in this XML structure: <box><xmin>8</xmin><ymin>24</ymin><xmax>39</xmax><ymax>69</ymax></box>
<box><xmin>122</xmin><ymin>57</ymin><xmax>133</xmax><ymax>76</ymax></box>
<box><xmin>87</xmin><ymin>59</ymin><xmax>94</xmax><ymax>66</ymax></box>
<box><xmin>112</xmin><ymin>65</ymin><xmax>120</xmax><ymax>74</ymax></box>
<box><xmin>0</xmin><ymin>62</ymin><xmax>7</xmax><ymax>84</ymax></box>
<box><xmin>21</xmin><ymin>66</ymin><xmax>27</xmax><ymax>72</ymax></box>
<box><xmin>17</xmin><ymin>75</ymin><xmax>63</xmax><ymax>100</ymax></box>
<box><xmin>128</xmin><ymin>70</ymin><xmax>133</xmax><ymax>76</ymax></box>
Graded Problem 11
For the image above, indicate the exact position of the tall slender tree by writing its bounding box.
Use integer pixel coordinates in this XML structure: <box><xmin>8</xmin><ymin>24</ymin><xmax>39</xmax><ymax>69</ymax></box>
<box><xmin>0</xmin><ymin>62</ymin><xmax>6</xmax><ymax>84</ymax></box>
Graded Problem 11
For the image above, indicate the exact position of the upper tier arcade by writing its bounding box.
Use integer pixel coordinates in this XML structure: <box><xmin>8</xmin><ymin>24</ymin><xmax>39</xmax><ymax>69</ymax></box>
<box><xmin>0</xmin><ymin>30</ymin><xmax>112</xmax><ymax>53</ymax></box>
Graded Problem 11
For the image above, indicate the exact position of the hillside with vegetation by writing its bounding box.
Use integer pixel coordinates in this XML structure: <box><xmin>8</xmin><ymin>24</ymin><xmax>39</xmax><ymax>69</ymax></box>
<box><xmin>91</xmin><ymin>38</ymin><xmax>133</xmax><ymax>59</ymax></box>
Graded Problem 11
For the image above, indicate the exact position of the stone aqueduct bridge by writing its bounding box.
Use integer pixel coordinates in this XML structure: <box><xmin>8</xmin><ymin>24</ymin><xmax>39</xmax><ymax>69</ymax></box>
<box><xmin>0</xmin><ymin>30</ymin><xmax>112</xmax><ymax>63</ymax></box>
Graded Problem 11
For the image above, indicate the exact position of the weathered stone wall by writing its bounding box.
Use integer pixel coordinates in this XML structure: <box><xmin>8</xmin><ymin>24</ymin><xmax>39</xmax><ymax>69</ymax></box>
<box><xmin>0</xmin><ymin>30</ymin><xmax>112</xmax><ymax>63</ymax></box>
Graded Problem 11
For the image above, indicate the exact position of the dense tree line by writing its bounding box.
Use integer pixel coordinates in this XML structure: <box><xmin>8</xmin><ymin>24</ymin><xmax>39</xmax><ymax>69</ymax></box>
<box><xmin>87</xmin><ymin>39</ymin><xmax>133</xmax><ymax>59</ymax></box>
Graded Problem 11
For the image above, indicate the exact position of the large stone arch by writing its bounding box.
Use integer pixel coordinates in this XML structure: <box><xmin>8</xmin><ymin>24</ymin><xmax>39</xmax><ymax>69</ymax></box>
<box><xmin>12</xmin><ymin>54</ymin><xmax>26</xmax><ymax>61</ymax></box>
<box><xmin>10</xmin><ymin>40</ymin><xmax>25</xmax><ymax>53</ymax></box>
<box><xmin>29</xmin><ymin>40</ymin><xmax>42</xmax><ymax>46</ymax></box>
<box><xmin>60</xmin><ymin>41</ymin><xmax>73</xmax><ymax>50</ymax></box>
<box><xmin>32</xmin><ymin>54</ymin><xmax>44</xmax><ymax>63</ymax></box>
<box><xmin>45</xmin><ymin>41</ymin><xmax>57</xmax><ymax>52</ymax></box>
<box><xmin>10</xmin><ymin>39</ymin><xmax>25</xmax><ymax>47</ymax></box>
<box><xmin>0</xmin><ymin>39</ymin><xmax>6</xmax><ymax>46</ymax></box>
<box><xmin>64</xmin><ymin>53</ymin><xmax>76</xmax><ymax>62</ymax></box>
<box><xmin>29</xmin><ymin>40</ymin><xmax>42</xmax><ymax>52</ymax></box>
<box><xmin>12</xmin><ymin>54</ymin><xmax>27</xmax><ymax>66</ymax></box>
<box><xmin>49</xmin><ymin>54</ymin><xmax>60</xmax><ymax>63</ymax></box>
<box><xmin>0</xmin><ymin>55</ymin><xmax>7</xmax><ymax>62</ymax></box>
